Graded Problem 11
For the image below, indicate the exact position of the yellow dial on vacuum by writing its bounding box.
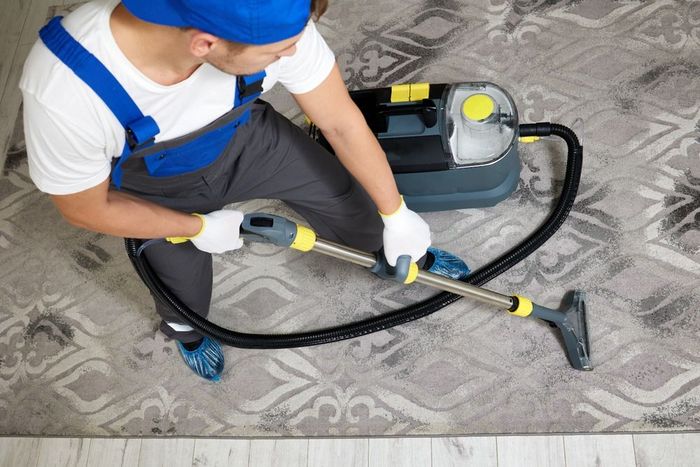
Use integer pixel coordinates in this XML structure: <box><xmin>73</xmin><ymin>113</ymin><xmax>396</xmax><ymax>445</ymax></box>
<box><xmin>462</xmin><ymin>93</ymin><xmax>495</xmax><ymax>122</ymax></box>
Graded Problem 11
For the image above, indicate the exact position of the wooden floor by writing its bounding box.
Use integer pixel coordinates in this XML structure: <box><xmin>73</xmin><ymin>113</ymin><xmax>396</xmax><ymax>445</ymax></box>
<box><xmin>2</xmin><ymin>3</ymin><xmax>699</xmax><ymax>467</ymax></box>
<box><xmin>1</xmin><ymin>433</ymin><xmax>700</xmax><ymax>466</ymax></box>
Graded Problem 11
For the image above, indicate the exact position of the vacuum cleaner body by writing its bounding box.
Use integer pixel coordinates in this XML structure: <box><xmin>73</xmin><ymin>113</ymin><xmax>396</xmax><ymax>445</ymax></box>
<box><xmin>318</xmin><ymin>82</ymin><xmax>520</xmax><ymax>212</ymax></box>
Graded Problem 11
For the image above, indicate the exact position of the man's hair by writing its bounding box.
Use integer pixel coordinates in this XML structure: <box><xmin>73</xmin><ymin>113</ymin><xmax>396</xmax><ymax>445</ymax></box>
<box><xmin>311</xmin><ymin>0</ymin><xmax>329</xmax><ymax>20</ymax></box>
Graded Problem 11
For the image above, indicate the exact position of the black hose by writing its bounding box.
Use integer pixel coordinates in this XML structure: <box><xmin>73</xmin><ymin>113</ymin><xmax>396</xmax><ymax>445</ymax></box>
<box><xmin>125</xmin><ymin>122</ymin><xmax>582</xmax><ymax>349</ymax></box>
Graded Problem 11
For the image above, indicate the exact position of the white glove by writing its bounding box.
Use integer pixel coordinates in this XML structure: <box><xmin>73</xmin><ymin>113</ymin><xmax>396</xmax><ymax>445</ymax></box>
<box><xmin>380</xmin><ymin>197</ymin><xmax>431</xmax><ymax>266</ymax></box>
<box><xmin>167</xmin><ymin>210</ymin><xmax>244</xmax><ymax>254</ymax></box>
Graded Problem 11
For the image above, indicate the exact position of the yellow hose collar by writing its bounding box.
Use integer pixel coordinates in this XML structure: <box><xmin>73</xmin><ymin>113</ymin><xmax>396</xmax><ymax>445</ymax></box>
<box><xmin>404</xmin><ymin>263</ymin><xmax>419</xmax><ymax>284</ymax></box>
<box><xmin>509</xmin><ymin>295</ymin><xmax>533</xmax><ymax>317</ymax></box>
<box><xmin>291</xmin><ymin>225</ymin><xmax>317</xmax><ymax>252</ymax></box>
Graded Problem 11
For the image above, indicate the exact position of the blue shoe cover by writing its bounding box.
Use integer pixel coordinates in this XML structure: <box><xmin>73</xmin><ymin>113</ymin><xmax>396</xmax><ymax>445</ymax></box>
<box><xmin>426</xmin><ymin>246</ymin><xmax>471</xmax><ymax>281</ymax></box>
<box><xmin>177</xmin><ymin>336</ymin><xmax>224</xmax><ymax>382</ymax></box>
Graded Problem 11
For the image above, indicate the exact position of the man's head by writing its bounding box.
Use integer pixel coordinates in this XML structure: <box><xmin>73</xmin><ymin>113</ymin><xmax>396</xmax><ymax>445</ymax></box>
<box><xmin>122</xmin><ymin>0</ymin><xmax>328</xmax><ymax>75</ymax></box>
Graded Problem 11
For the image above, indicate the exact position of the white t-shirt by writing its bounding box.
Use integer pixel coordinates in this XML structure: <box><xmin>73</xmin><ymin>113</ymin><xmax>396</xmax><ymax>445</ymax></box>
<box><xmin>19</xmin><ymin>0</ymin><xmax>335</xmax><ymax>195</ymax></box>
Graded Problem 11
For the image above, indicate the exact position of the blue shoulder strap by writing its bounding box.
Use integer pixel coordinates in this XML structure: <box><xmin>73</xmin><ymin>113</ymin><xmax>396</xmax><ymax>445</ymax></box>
<box><xmin>40</xmin><ymin>16</ymin><xmax>266</xmax><ymax>187</ymax></box>
<box><xmin>39</xmin><ymin>16</ymin><xmax>159</xmax><ymax>187</ymax></box>
<box><xmin>235</xmin><ymin>70</ymin><xmax>266</xmax><ymax>106</ymax></box>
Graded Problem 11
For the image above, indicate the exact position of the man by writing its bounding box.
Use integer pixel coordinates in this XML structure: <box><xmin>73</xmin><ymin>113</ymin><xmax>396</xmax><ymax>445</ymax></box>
<box><xmin>20</xmin><ymin>0</ymin><xmax>469</xmax><ymax>381</ymax></box>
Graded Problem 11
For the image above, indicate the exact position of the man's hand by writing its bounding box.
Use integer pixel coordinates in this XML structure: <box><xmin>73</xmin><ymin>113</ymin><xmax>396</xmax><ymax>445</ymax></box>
<box><xmin>380</xmin><ymin>197</ymin><xmax>431</xmax><ymax>266</ymax></box>
<box><xmin>167</xmin><ymin>210</ymin><xmax>244</xmax><ymax>254</ymax></box>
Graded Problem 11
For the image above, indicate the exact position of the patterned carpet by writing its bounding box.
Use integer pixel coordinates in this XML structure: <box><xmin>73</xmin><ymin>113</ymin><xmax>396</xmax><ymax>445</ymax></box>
<box><xmin>1</xmin><ymin>0</ymin><xmax>698</xmax><ymax>436</ymax></box>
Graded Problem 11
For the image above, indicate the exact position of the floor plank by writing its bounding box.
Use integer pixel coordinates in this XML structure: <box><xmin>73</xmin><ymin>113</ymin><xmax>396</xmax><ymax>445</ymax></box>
<box><xmin>0</xmin><ymin>437</ymin><xmax>41</xmax><ymax>467</ymax></box>
<box><xmin>0</xmin><ymin>0</ymin><xmax>32</xmax><ymax>173</ymax></box>
<box><xmin>3</xmin><ymin>433</ymin><xmax>700</xmax><ymax>466</ymax></box>
<box><xmin>308</xmin><ymin>438</ymin><xmax>369</xmax><ymax>467</ymax></box>
<box><xmin>368</xmin><ymin>438</ymin><xmax>431</xmax><ymax>467</ymax></box>
<box><xmin>564</xmin><ymin>435</ymin><xmax>635</xmax><ymax>467</ymax></box>
<box><xmin>249</xmin><ymin>439</ymin><xmax>308</xmax><ymax>467</ymax></box>
<box><xmin>138</xmin><ymin>439</ymin><xmax>195</xmax><ymax>467</ymax></box>
<box><xmin>0</xmin><ymin>42</ymin><xmax>32</xmax><ymax>170</ymax></box>
<box><xmin>19</xmin><ymin>0</ymin><xmax>55</xmax><ymax>46</ymax></box>
<box><xmin>35</xmin><ymin>438</ymin><xmax>91</xmax><ymax>467</ymax></box>
<box><xmin>86</xmin><ymin>439</ymin><xmax>141</xmax><ymax>467</ymax></box>
<box><xmin>0</xmin><ymin>0</ymin><xmax>30</xmax><ymax>98</ymax></box>
<box><xmin>634</xmin><ymin>433</ymin><xmax>700</xmax><ymax>467</ymax></box>
<box><xmin>432</xmin><ymin>437</ymin><xmax>497</xmax><ymax>467</ymax></box>
<box><xmin>497</xmin><ymin>435</ymin><xmax>566</xmax><ymax>467</ymax></box>
<box><xmin>192</xmin><ymin>439</ymin><xmax>250</xmax><ymax>467</ymax></box>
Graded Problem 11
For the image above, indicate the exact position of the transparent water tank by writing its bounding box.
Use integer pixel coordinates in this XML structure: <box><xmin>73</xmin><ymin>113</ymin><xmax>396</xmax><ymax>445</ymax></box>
<box><xmin>442</xmin><ymin>83</ymin><xmax>518</xmax><ymax>166</ymax></box>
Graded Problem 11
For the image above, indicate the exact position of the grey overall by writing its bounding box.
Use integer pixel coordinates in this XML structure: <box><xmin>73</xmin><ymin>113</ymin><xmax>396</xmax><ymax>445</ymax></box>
<box><xmin>117</xmin><ymin>101</ymin><xmax>384</xmax><ymax>343</ymax></box>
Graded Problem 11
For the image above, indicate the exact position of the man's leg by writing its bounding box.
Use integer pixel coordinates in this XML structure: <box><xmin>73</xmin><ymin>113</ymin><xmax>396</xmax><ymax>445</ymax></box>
<box><xmin>137</xmin><ymin>237</ymin><xmax>225</xmax><ymax>381</ymax></box>
<box><xmin>140</xmin><ymin>240</ymin><xmax>212</xmax><ymax>344</ymax></box>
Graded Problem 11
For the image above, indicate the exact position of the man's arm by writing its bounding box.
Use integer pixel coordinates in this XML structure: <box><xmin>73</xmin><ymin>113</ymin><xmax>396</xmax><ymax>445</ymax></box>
<box><xmin>292</xmin><ymin>64</ymin><xmax>402</xmax><ymax>215</ymax></box>
<box><xmin>51</xmin><ymin>177</ymin><xmax>202</xmax><ymax>239</ymax></box>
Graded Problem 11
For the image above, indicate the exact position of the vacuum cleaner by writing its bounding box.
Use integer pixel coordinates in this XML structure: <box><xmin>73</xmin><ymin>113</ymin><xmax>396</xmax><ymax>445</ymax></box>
<box><xmin>125</xmin><ymin>81</ymin><xmax>592</xmax><ymax>371</ymax></box>
<box><xmin>312</xmin><ymin>82</ymin><xmax>523</xmax><ymax>212</ymax></box>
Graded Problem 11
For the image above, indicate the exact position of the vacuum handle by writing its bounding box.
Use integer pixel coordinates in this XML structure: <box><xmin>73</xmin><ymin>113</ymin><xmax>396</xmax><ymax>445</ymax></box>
<box><xmin>377</xmin><ymin>99</ymin><xmax>436</xmax><ymax>114</ymax></box>
<box><xmin>240</xmin><ymin>213</ymin><xmax>318</xmax><ymax>253</ymax></box>
<box><xmin>240</xmin><ymin>213</ymin><xmax>297</xmax><ymax>247</ymax></box>
<box><xmin>376</xmin><ymin>99</ymin><xmax>438</xmax><ymax>128</ymax></box>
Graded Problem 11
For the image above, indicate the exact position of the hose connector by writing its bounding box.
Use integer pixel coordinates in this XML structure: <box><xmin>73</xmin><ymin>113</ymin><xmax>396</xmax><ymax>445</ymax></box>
<box><xmin>508</xmin><ymin>295</ymin><xmax>534</xmax><ymax>317</ymax></box>
<box><xmin>519</xmin><ymin>123</ymin><xmax>552</xmax><ymax>137</ymax></box>
<box><xmin>291</xmin><ymin>225</ymin><xmax>317</xmax><ymax>252</ymax></box>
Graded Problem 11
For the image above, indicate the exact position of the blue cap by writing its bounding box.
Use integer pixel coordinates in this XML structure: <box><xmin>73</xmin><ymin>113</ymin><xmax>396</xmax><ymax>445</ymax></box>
<box><xmin>122</xmin><ymin>0</ymin><xmax>311</xmax><ymax>45</ymax></box>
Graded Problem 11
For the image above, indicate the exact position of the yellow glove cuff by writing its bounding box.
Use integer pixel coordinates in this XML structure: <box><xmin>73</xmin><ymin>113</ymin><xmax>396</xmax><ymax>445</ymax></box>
<box><xmin>166</xmin><ymin>213</ymin><xmax>206</xmax><ymax>244</ymax></box>
<box><xmin>379</xmin><ymin>196</ymin><xmax>405</xmax><ymax>218</ymax></box>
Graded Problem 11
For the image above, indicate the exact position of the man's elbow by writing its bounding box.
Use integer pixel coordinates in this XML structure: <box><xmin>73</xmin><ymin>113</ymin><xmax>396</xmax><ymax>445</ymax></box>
<box><xmin>317</xmin><ymin>106</ymin><xmax>368</xmax><ymax>144</ymax></box>
<box><xmin>50</xmin><ymin>196</ymin><xmax>102</xmax><ymax>231</ymax></box>
<box><xmin>56</xmin><ymin>208</ymin><xmax>92</xmax><ymax>229</ymax></box>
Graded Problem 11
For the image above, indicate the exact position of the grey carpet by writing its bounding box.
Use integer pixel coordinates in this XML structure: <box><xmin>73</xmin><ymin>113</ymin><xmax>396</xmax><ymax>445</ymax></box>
<box><xmin>1</xmin><ymin>0</ymin><xmax>699</xmax><ymax>436</ymax></box>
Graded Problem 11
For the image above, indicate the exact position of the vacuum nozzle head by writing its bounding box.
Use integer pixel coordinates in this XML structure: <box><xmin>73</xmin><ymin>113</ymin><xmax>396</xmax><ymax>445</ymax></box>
<box><xmin>532</xmin><ymin>290</ymin><xmax>592</xmax><ymax>371</ymax></box>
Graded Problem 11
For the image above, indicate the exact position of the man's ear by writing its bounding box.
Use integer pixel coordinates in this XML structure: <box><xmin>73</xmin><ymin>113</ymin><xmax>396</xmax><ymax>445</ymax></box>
<box><xmin>189</xmin><ymin>31</ymin><xmax>221</xmax><ymax>58</ymax></box>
